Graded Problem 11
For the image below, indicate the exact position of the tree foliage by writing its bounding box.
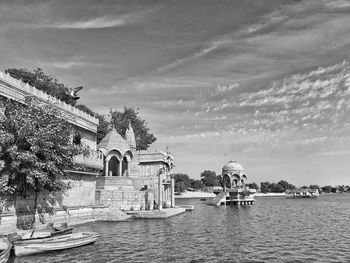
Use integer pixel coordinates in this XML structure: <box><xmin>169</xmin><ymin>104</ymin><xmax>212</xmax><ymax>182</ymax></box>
<box><xmin>95</xmin><ymin>113</ymin><xmax>110</xmax><ymax>144</ymax></box>
<box><xmin>0</xmin><ymin>98</ymin><xmax>81</xmax><ymax>197</ymax></box>
<box><xmin>260</xmin><ymin>180</ymin><xmax>294</xmax><ymax>193</ymax></box>
<box><xmin>174</xmin><ymin>173</ymin><xmax>191</xmax><ymax>189</ymax></box>
<box><xmin>200</xmin><ymin>170</ymin><xmax>220</xmax><ymax>186</ymax></box>
<box><xmin>247</xmin><ymin>182</ymin><xmax>259</xmax><ymax>190</ymax></box>
<box><xmin>5</xmin><ymin>68</ymin><xmax>77</xmax><ymax>106</ymax></box>
<box><xmin>110</xmin><ymin>107</ymin><xmax>156</xmax><ymax>150</ymax></box>
<box><xmin>190</xmin><ymin>179</ymin><xmax>205</xmax><ymax>190</ymax></box>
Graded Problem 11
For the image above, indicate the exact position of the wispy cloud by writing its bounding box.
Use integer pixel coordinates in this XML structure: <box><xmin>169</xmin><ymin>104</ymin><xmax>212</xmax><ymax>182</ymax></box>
<box><xmin>45</xmin><ymin>16</ymin><xmax>128</xmax><ymax>29</ymax></box>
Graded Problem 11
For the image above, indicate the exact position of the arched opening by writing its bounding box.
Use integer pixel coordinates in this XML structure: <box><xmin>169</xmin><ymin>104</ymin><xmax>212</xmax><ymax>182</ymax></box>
<box><xmin>232</xmin><ymin>174</ymin><xmax>240</xmax><ymax>187</ymax></box>
<box><xmin>108</xmin><ymin>156</ymin><xmax>120</xmax><ymax>176</ymax></box>
<box><xmin>241</xmin><ymin>179</ymin><xmax>245</xmax><ymax>188</ymax></box>
<box><xmin>72</xmin><ymin>131</ymin><xmax>82</xmax><ymax>145</ymax></box>
<box><xmin>223</xmin><ymin>174</ymin><xmax>231</xmax><ymax>189</ymax></box>
<box><xmin>122</xmin><ymin>156</ymin><xmax>128</xmax><ymax>176</ymax></box>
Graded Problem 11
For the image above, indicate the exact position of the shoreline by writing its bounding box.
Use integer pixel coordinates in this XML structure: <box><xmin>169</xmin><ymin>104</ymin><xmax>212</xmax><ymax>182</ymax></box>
<box><xmin>175</xmin><ymin>191</ymin><xmax>216</xmax><ymax>199</ymax></box>
<box><xmin>254</xmin><ymin>192</ymin><xmax>286</xmax><ymax>197</ymax></box>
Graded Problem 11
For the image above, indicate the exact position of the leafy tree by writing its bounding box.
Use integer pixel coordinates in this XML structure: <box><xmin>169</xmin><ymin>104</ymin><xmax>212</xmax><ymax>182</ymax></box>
<box><xmin>95</xmin><ymin>113</ymin><xmax>110</xmax><ymax>144</ymax></box>
<box><xmin>277</xmin><ymin>180</ymin><xmax>295</xmax><ymax>191</ymax></box>
<box><xmin>0</xmin><ymin>98</ymin><xmax>81</xmax><ymax>199</ymax></box>
<box><xmin>247</xmin><ymin>182</ymin><xmax>259</xmax><ymax>190</ymax></box>
<box><xmin>260</xmin><ymin>181</ymin><xmax>271</xmax><ymax>193</ymax></box>
<box><xmin>216</xmin><ymin>175</ymin><xmax>223</xmax><ymax>188</ymax></box>
<box><xmin>190</xmin><ymin>180</ymin><xmax>205</xmax><ymax>190</ymax></box>
<box><xmin>110</xmin><ymin>107</ymin><xmax>156</xmax><ymax>150</ymax></box>
<box><xmin>174</xmin><ymin>173</ymin><xmax>191</xmax><ymax>189</ymax></box>
<box><xmin>175</xmin><ymin>182</ymin><xmax>186</xmax><ymax>193</ymax></box>
<box><xmin>5</xmin><ymin>68</ymin><xmax>77</xmax><ymax>106</ymax></box>
<box><xmin>200</xmin><ymin>170</ymin><xmax>220</xmax><ymax>186</ymax></box>
<box><xmin>269</xmin><ymin>183</ymin><xmax>284</xmax><ymax>193</ymax></box>
<box><xmin>75</xmin><ymin>104</ymin><xmax>95</xmax><ymax>116</ymax></box>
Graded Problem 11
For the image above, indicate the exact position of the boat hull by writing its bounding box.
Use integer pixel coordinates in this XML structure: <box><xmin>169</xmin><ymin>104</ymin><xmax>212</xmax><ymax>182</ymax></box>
<box><xmin>14</xmin><ymin>232</ymin><xmax>99</xmax><ymax>256</ymax></box>
<box><xmin>0</xmin><ymin>237</ymin><xmax>12</xmax><ymax>263</ymax></box>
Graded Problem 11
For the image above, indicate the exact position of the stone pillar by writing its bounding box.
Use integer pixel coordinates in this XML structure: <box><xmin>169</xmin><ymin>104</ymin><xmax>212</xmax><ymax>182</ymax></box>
<box><xmin>171</xmin><ymin>178</ymin><xmax>175</xmax><ymax>208</ymax></box>
<box><xmin>127</xmin><ymin>161</ymin><xmax>130</xmax><ymax>177</ymax></box>
<box><xmin>118</xmin><ymin>159</ymin><xmax>122</xmax><ymax>177</ymax></box>
<box><xmin>105</xmin><ymin>159</ymin><xmax>109</xmax><ymax>177</ymax></box>
<box><xmin>158</xmin><ymin>174</ymin><xmax>163</xmax><ymax>211</ymax></box>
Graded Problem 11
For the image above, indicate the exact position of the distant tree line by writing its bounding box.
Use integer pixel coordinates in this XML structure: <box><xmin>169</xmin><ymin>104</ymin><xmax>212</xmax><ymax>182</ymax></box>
<box><xmin>174</xmin><ymin>170</ymin><xmax>350</xmax><ymax>194</ymax></box>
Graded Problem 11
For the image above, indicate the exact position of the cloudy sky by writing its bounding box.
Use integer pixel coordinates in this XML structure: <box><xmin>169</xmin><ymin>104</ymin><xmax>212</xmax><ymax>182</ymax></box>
<box><xmin>1</xmin><ymin>0</ymin><xmax>350</xmax><ymax>186</ymax></box>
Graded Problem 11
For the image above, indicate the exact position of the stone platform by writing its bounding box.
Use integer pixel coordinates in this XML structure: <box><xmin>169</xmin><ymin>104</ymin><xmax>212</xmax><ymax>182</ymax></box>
<box><xmin>126</xmin><ymin>208</ymin><xmax>186</xmax><ymax>219</ymax></box>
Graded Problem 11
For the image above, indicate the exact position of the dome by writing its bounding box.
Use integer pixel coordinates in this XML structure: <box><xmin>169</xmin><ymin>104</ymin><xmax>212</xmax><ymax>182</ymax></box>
<box><xmin>222</xmin><ymin>160</ymin><xmax>244</xmax><ymax>173</ymax></box>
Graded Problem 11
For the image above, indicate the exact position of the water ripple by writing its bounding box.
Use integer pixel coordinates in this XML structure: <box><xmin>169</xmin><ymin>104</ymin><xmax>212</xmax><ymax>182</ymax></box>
<box><xmin>12</xmin><ymin>194</ymin><xmax>350</xmax><ymax>263</ymax></box>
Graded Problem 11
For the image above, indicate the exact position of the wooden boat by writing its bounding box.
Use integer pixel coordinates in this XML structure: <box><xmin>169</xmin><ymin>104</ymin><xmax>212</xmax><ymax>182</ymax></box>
<box><xmin>0</xmin><ymin>237</ymin><xmax>12</xmax><ymax>263</ymax></box>
<box><xmin>20</xmin><ymin>227</ymin><xmax>73</xmax><ymax>240</ymax></box>
<box><xmin>14</xmin><ymin>232</ymin><xmax>99</xmax><ymax>256</ymax></box>
<box><xmin>285</xmin><ymin>189</ymin><xmax>319</xmax><ymax>198</ymax></box>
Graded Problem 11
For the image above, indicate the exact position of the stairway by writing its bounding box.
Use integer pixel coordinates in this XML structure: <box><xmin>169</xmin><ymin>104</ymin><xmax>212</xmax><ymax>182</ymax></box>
<box><xmin>208</xmin><ymin>191</ymin><xmax>227</xmax><ymax>206</ymax></box>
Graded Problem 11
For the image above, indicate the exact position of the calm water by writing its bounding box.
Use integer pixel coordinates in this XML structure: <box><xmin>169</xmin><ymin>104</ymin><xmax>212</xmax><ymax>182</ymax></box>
<box><xmin>12</xmin><ymin>194</ymin><xmax>350</xmax><ymax>263</ymax></box>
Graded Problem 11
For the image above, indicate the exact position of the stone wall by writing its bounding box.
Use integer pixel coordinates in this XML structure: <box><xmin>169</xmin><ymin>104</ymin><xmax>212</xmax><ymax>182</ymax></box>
<box><xmin>63</xmin><ymin>174</ymin><xmax>97</xmax><ymax>207</ymax></box>
<box><xmin>95</xmin><ymin>190</ymin><xmax>152</xmax><ymax>211</ymax></box>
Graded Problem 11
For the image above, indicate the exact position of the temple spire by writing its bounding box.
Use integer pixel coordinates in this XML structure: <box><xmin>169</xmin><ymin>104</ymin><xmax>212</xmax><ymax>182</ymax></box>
<box><xmin>125</xmin><ymin>121</ymin><xmax>136</xmax><ymax>151</ymax></box>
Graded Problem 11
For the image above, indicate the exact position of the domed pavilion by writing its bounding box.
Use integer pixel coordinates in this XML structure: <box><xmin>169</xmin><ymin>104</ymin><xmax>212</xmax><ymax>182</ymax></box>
<box><xmin>208</xmin><ymin>160</ymin><xmax>255</xmax><ymax>206</ymax></box>
<box><xmin>222</xmin><ymin>160</ymin><xmax>247</xmax><ymax>190</ymax></box>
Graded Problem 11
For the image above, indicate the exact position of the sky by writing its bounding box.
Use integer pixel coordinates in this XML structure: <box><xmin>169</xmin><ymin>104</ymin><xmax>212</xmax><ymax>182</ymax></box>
<box><xmin>1</xmin><ymin>0</ymin><xmax>350</xmax><ymax>186</ymax></box>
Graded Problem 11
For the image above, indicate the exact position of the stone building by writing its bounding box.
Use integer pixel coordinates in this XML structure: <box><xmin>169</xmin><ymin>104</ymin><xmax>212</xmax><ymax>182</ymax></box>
<box><xmin>95</xmin><ymin>124</ymin><xmax>175</xmax><ymax>211</ymax></box>
<box><xmin>208</xmin><ymin>160</ymin><xmax>255</xmax><ymax>206</ymax></box>
<box><xmin>0</xmin><ymin>70</ymin><xmax>175</xmax><ymax>216</ymax></box>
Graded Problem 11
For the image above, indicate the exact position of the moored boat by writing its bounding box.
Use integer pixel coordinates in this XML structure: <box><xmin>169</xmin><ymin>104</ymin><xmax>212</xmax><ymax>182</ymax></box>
<box><xmin>0</xmin><ymin>236</ymin><xmax>12</xmax><ymax>263</ymax></box>
<box><xmin>14</xmin><ymin>232</ymin><xmax>99</xmax><ymax>256</ymax></box>
<box><xmin>20</xmin><ymin>225</ymin><xmax>73</xmax><ymax>240</ymax></box>
<box><xmin>285</xmin><ymin>188</ymin><xmax>319</xmax><ymax>198</ymax></box>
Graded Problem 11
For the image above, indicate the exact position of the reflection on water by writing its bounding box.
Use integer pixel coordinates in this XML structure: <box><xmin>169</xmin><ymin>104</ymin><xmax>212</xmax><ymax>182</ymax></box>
<box><xmin>13</xmin><ymin>194</ymin><xmax>350</xmax><ymax>263</ymax></box>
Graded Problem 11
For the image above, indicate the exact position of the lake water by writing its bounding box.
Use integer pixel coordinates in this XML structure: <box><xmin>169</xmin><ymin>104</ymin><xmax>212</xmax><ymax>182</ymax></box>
<box><xmin>12</xmin><ymin>194</ymin><xmax>350</xmax><ymax>263</ymax></box>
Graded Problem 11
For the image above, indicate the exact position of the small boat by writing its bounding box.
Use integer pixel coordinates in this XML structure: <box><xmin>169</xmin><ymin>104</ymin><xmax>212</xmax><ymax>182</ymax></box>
<box><xmin>16</xmin><ymin>223</ymin><xmax>73</xmax><ymax>241</ymax></box>
<box><xmin>177</xmin><ymin>205</ymin><xmax>194</xmax><ymax>211</ymax></box>
<box><xmin>0</xmin><ymin>236</ymin><xmax>12</xmax><ymax>263</ymax></box>
<box><xmin>14</xmin><ymin>232</ymin><xmax>99</xmax><ymax>256</ymax></box>
<box><xmin>285</xmin><ymin>189</ymin><xmax>319</xmax><ymax>198</ymax></box>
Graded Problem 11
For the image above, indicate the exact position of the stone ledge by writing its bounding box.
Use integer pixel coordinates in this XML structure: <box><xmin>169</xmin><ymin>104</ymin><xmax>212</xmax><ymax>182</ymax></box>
<box><xmin>126</xmin><ymin>208</ymin><xmax>186</xmax><ymax>219</ymax></box>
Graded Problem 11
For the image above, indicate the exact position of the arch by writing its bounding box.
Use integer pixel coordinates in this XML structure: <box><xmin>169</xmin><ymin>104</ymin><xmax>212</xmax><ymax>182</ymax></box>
<box><xmin>108</xmin><ymin>156</ymin><xmax>120</xmax><ymax>176</ymax></box>
<box><xmin>124</xmin><ymin>150</ymin><xmax>134</xmax><ymax>159</ymax></box>
<box><xmin>242</xmin><ymin>174</ymin><xmax>247</xmax><ymax>180</ymax></box>
<box><xmin>109</xmin><ymin>150</ymin><xmax>122</xmax><ymax>159</ymax></box>
<box><xmin>72</xmin><ymin>131</ymin><xmax>82</xmax><ymax>145</ymax></box>
<box><xmin>232</xmin><ymin>174</ymin><xmax>240</xmax><ymax>187</ymax></box>
<box><xmin>222</xmin><ymin>174</ymin><xmax>231</xmax><ymax>189</ymax></box>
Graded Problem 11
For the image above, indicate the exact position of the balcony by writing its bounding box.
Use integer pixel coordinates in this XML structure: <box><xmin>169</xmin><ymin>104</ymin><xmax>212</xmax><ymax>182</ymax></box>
<box><xmin>74</xmin><ymin>150</ymin><xmax>104</xmax><ymax>169</ymax></box>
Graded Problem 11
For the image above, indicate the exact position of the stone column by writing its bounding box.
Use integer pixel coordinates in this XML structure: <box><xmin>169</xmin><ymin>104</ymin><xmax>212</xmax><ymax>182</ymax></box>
<box><xmin>171</xmin><ymin>178</ymin><xmax>175</xmax><ymax>208</ymax></box>
<box><xmin>118</xmin><ymin>159</ymin><xmax>122</xmax><ymax>177</ymax></box>
<box><xmin>158</xmin><ymin>174</ymin><xmax>163</xmax><ymax>210</ymax></box>
<box><xmin>127</xmin><ymin>161</ymin><xmax>130</xmax><ymax>177</ymax></box>
<box><xmin>105</xmin><ymin>158</ymin><xmax>109</xmax><ymax>177</ymax></box>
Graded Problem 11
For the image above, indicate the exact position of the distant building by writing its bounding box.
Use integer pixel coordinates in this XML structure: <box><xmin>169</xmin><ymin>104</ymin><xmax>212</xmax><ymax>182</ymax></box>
<box><xmin>208</xmin><ymin>160</ymin><xmax>255</xmax><ymax>206</ymax></box>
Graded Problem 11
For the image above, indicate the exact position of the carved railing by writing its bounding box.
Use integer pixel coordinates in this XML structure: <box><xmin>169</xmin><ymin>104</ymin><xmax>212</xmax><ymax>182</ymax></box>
<box><xmin>0</xmin><ymin>71</ymin><xmax>98</xmax><ymax>127</ymax></box>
